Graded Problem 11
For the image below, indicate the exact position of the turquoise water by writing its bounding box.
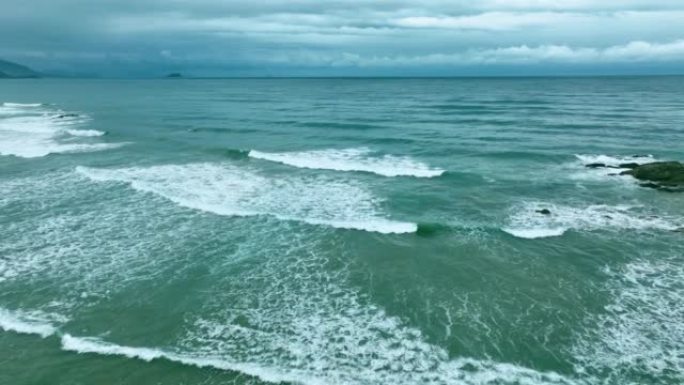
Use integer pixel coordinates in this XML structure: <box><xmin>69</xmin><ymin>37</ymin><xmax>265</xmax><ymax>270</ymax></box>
<box><xmin>0</xmin><ymin>77</ymin><xmax>683</xmax><ymax>385</ymax></box>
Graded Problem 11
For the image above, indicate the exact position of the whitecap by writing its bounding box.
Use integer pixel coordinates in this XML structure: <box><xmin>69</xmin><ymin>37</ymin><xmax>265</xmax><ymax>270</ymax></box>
<box><xmin>0</xmin><ymin>307</ymin><xmax>61</xmax><ymax>338</ymax></box>
<box><xmin>503</xmin><ymin>202</ymin><xmax>679</xmax><ymax>239</ymax></box>
<box><xmin>76</xmin><ymin>163</ymin><xmax>416</xmax><ymax>234</ymax></box>
<box><xmin>0</xmin><ymin>104</ymin><xmax>122</xmax><ymax>158</ymax></box>
<box><xmin>569</xmin><ymin>154</ymin><xmax>658</xmax><ymax>182</ymax></box>
<box><xmin>574</xmin><ymin>154</ymin><xmax>655</xmax><ymax>167</ymax></box>
<box><xmin>2</xmin><ymin>102</ymin><xmax>43</xmax><ymax>108</ymax></box>
<box><xmin>65</xmin><ymin>129</ymin><xmax>105</xmax><ymax>137</ymax></box>
<box><xmin>502</xmin><ymin>227</ymin><xmax>567</xmax><ymax>239</ymax></box>
<box><xmin>249</xmin><ymin>148</ymin><xmax>445</xmax><ymax>178</ymax></box>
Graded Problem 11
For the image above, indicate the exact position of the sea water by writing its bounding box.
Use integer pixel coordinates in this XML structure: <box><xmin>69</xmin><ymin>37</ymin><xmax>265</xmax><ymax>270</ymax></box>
<box><xmin>0</xmin><ymin>77</ymin><xmax>683</xmax><ymax>384</ymax></box>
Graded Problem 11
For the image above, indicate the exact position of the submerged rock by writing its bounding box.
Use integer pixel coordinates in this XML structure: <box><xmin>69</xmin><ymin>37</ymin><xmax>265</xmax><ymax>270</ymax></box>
<box><xmin>639</xmin><ymin>182</ymin><xmax>662</xmax><ymax>190</ymax></box>
<box><xmin>618</xmin><ymin>162</ymin><xmax>640</xmax><ymax>169</ymax></box>
<box><xmin>536</xmin><ymin>209</ymin><xmax>551</xmax><ymax>215</ymax></box>
<box><xmin>585</xmin><ymin>163</ymin><xmax>608</xmax><ymax>169</ymax></box>
<box><xmin>621</xmin><ymin>161</ymin><xmax>684</xmax><ymax>187</ymax></box>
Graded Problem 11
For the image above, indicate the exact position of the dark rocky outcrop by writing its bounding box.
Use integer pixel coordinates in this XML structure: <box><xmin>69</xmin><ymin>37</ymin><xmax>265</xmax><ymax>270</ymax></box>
<box><xmin>617</xmin><ymin>162</ymin><xmax>640</xmax><ymax>169</ymax></box>
<box><xmin>585</xmin><ymin>163</ymin><xmax>608</xmax><ymax>169</ymax></box>
<box><xmin>619</xmin><ymin>161</ymin><xmax>684</xmax><ymax>191</ymax></box>
<box><xmin>621</xmin><ymin>161</ymin><xmax>684</xmax><ymax>186</ymax></box>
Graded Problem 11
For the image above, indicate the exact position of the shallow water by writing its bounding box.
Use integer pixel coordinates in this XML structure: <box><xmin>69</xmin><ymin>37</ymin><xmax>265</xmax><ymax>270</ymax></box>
<box><xmin>1</xmin><ymin>77</ymin><xmax>683</xmax><ymax>385</ymax></box>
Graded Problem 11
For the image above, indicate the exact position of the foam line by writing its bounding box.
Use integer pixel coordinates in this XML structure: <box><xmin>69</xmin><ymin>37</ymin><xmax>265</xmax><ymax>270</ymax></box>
<box><xmin>0</xmin><ymin>308</ymin><xmax>59</xmax><ymax>338</ymax></box>
<box><xmin>76</xmin><ymin>163</ymin><xmax>417</xmax><ymax>234</ymax></box>
<box><xmin>249</xmin><ymin>148</ymin><xmax>445</xmax><ymax>178</ymax></box>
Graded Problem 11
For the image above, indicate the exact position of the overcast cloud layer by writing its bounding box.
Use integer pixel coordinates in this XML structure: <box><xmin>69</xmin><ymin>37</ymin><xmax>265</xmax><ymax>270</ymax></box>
<box><xmin>2</xmin><ymin>0</ymin><xmax>684</xmax><ymax>76</ymax></box>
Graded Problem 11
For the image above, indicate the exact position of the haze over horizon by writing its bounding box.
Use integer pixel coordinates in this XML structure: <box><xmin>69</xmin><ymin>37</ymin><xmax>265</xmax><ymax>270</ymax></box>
<box><xmin>2</xmin><ymin>0</ymin><xmax>684</xmax><ymax>77</ymax></box>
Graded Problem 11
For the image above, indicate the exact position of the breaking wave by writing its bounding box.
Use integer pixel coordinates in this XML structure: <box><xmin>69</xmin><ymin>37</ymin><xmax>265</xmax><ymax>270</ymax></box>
<box><xmin>503</xmin><ymin>202</ymin><xmax>680</xmax><ymax>239</ymax></box>
<box><xmin>76</xmin><ymin>163</ymin><xmax>417</xmax><ymax>234</ymax></box>
<box><xmin>0</xmin><ymin>102</ymin><xmax>121</xmax><ymax>158</ymax></box>
<box><xmin>249</xmin><ymin>148</ymin><xmax>445</xmax><ymax>178</ymax></box>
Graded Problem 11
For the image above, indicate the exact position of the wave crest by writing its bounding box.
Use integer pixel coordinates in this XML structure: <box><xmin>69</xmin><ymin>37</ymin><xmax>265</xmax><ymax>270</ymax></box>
<box><xmin>503</xmin><ymin>202</ymin><xmax>680</xmax><ymax>239</ymax></box>
<box><xmin>76</xmin><ymin>163</ymin><xmax>416</xmax><ymax>234</ymax></box>
<box><xmin>249</xmin><ymin>148</ymin><xmax>444</xmax><ymax>178</ymax></box>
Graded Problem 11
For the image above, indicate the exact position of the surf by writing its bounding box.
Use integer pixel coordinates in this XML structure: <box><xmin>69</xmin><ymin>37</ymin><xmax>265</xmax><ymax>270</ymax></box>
<box><xmin>0</xmin><ymin>102</ymin><xmax>122</xmax><ymax>158</ymax></box>
<box><xmin>248</xmin><ymin>148</ymin><xmax>445</xmax><ymax>178</ymax></box>
<box><xmin>76</xmin><ymin>163</ymin><xmax>417</xmax><ymax>234</ymax></box>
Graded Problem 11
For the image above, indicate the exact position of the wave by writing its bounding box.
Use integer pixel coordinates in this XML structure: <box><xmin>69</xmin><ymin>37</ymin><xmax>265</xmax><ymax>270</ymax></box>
<box><xmin>570</xmin><ymin>154</ymin><xmax>657</xmax><ymax>182</ymax></box>
<box><xmin>503</xmin><ymin>202</ymin><xmax>680</xmax><ymax>239</ymax></box>
<box><xmin>76</xmin><ymin>163</ymin><xmax>416</xmax><ymax>234</ymax></box>
<box><xmin>60</xmin><ymin>333</ymin><xmax>578</xmax><ymax>385</ymax></box>
<box><xmin>2</xmin><ymin>102</ymin><xmax>43</xmax><ymax>108</ymax></box>
<box><xmin>0</xmin><ymin>307</ymin><xmax>61</xmax><ymax>338</ymax></box>
<box><xmin>575</xmin><ymin>154</ymin><xmax>655</xmax><ymax>167</ymax></box>
<box><xmin>64</xmin><ymin>129</ymin><xmax>106</xmax><ymax>137</ymax></box>
<box><xmin>0</xmin><ymin>103</ymin><xmax>122</xmax><ymax>158</ymax></box>
<box><xmin>248</xmin><ymin>148</ymin><xmax>445</xmax><ymax>178</ymax></box>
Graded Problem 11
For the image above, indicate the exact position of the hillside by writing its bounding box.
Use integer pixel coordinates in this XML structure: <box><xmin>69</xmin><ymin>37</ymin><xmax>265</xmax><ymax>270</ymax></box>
<box><xmin>0</xmin><ymin>59</ymin><xmax>40</xmax><ymax>78</ymax></box>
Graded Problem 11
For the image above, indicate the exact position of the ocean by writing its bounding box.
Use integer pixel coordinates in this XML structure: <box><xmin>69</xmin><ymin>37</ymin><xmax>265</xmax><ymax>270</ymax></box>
<box><xmin>0</xmin><ymin>77</ymin><xmax>682</xmax><ymax>385</ymax></box>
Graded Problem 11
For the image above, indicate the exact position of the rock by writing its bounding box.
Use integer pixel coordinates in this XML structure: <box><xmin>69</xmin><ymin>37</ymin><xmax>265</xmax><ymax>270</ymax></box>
<box><xmin>536</xmin><ymin>209</ymin><xmax>551</xmax><ymax>215</ymax></box>
<box><xmin>57</xmin><ymin>113</ymin><xmax>79</xmax><ymax>118</ymax></box>
<box><xmin>618</xmin><ymin>162</ymin><xmax>640</xmax><ymax>169</ymax></box>
<box><xmin>622</xmin><ymin>161</ymin><xmax>684</xmax><ymax>187</ymax></box>
<box><xmin>585</xmin><ymin>163</ymin><xmax>607</xmax><ymax>168</ymax></box>
<box><xmin>639</xmin><ymin>182</ymin><xmax>662</xmax><ymax>189</ymax></box>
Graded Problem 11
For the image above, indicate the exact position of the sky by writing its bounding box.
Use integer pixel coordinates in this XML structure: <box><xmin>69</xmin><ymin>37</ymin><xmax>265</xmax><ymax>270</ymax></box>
<box><xmin>1</xmin><ymin>0</ymin><xmax>684</xmax><ymax>77</ymax></box>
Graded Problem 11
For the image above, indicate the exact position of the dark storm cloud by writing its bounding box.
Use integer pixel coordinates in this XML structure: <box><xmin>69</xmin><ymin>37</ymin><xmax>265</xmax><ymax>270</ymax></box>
<box><xmin>2</xmin><ymin>1</ymin><xmax>684</xmax><ymax>76</ymax></box>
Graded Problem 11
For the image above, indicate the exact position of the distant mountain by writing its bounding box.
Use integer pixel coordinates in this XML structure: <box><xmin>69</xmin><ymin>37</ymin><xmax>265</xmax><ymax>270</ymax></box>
<box><xmin>0</xmin><ymin>59</ymin><xmax>40</xmax><ymax>78</ymax></box>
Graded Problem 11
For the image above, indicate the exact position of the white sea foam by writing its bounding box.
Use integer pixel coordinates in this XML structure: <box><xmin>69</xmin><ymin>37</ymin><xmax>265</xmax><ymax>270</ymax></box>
<box><xmin>76</xmin><ymin>163</ymin><xmax>417</xmax><ymax>234</ymax></box>
<box><xmin>249</xmin><ymin>148</ymin><xmax>445</xmax><ymax>178</ymax></box>
<box><xmin>2</xmin><ymin>102</ymin><xmax>43</xmax><ymax>108</ymax></box>
<box><xmin>0</xmin><ymin>103</ymin><xmax>121</xmax><ymax>158</ymax></box>
<box><xmin>569</xmin><ymin>154</ymin><xmax>657</xmax><ymax>182</ymax></box>
<box><xmin>0</xmin><ymin>307</ymin><xmax>61</xmax><ymax>338</ymax></box>
<box><xmin>503</xmin><ymin>202</ymin><xmax>680</xmax><ymax>239</ymax></box>
<box><xmin>1</xmin><ymin>169</ymin><xmax>578</xmax><ymax>385</ymax></box>
<box><xmin>573</xmin><ymin>258</ymin><xmax>684</xmax><ymax>384</ymax></box>
<box><xmin>61</xmin><ymin>332</ymin><xmax>578</xmax><ymax>385</ymax></box>
<box><xmin>65</xmin><ymin>129</ymin><xmax>105</xmax><ymax>137</ymax></box>
<box><xmin>62</xmin><ymin>334</ymin><xmax>166</xmax><ymax>361</ymax></box>
<box><xmin>503</xmin><ymin>227</ymin><xmax>567</xmax><ymax>239</ymax></box>
<box><xmin>574</xmin><ymin>154</ymin><xmax>655</xmax><ymax>167</ymax></box>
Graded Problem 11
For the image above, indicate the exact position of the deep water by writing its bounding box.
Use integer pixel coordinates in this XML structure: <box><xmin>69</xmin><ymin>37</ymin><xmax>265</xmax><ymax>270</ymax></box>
<box><xmin>1</xmin><ymin>77</ymin><xmax>683</xmax><ymax>385</ymax></box>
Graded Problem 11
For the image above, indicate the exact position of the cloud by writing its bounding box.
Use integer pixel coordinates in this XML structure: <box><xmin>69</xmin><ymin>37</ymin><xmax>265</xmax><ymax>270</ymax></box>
<box><xmin>266</xmin><ymin>40</ymin><xmax>684</xmax><ymax>67</ymax></box>
<box><xmin>393</xmin><ymin>12</ymin><xmax>588</xmax><ymax>31</ymax></box>
<box><xmin>0</xmin><ymin>1</ymin><xmax>683</xmax><ymax>75</ymax></box>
